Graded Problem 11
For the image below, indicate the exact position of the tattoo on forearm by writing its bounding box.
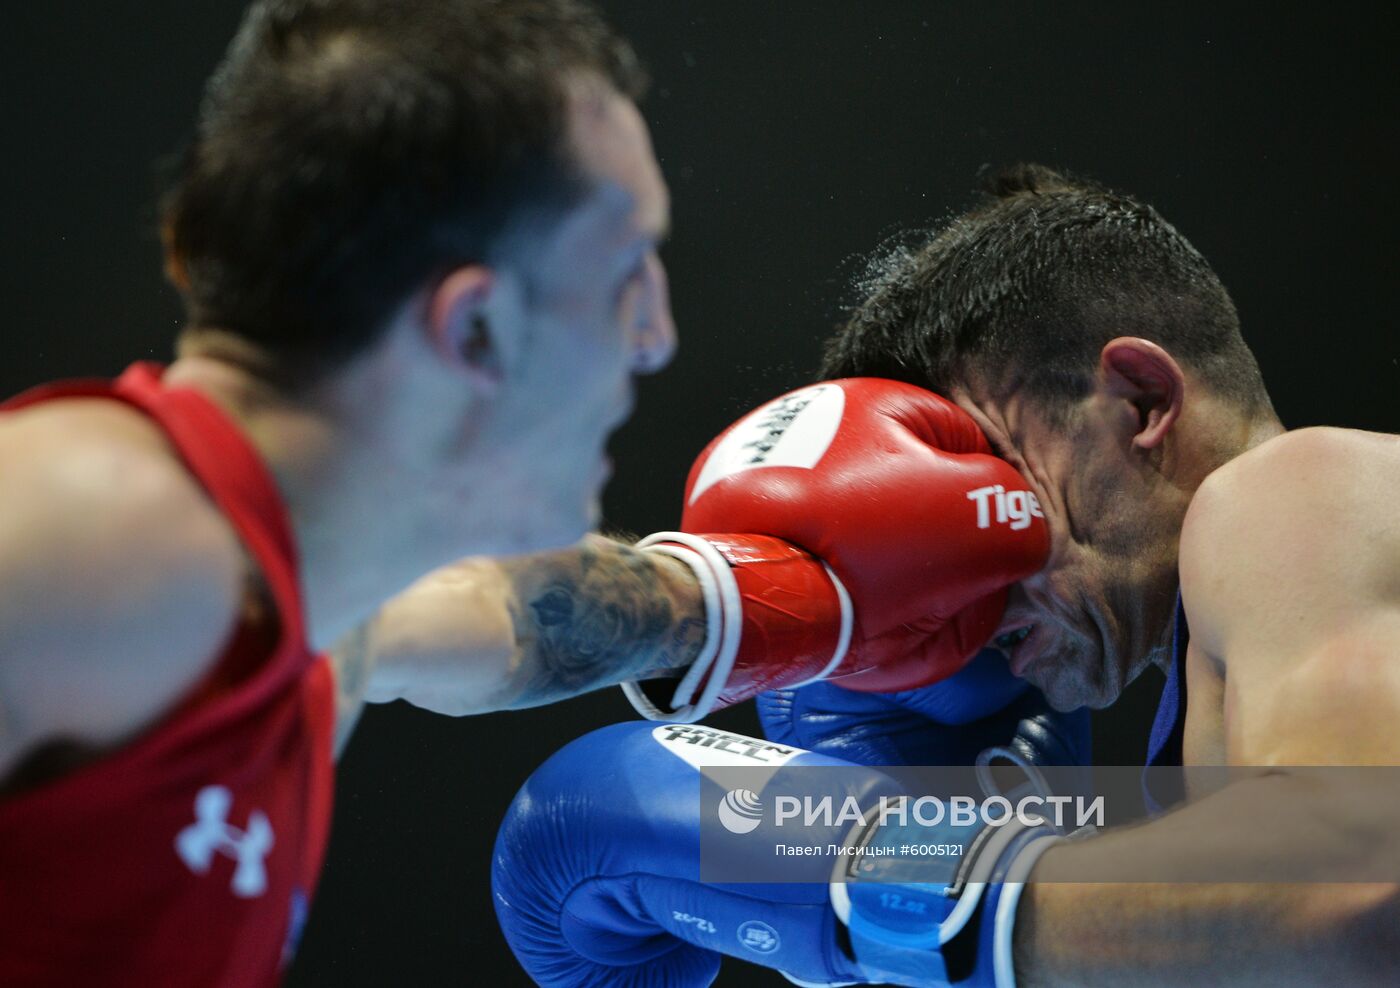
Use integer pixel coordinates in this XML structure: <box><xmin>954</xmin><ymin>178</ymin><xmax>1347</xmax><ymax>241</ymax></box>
<box><xmin>506</xmin><ymin>542</ymin><xmax>706</xmax><ymax>708</ymax></box>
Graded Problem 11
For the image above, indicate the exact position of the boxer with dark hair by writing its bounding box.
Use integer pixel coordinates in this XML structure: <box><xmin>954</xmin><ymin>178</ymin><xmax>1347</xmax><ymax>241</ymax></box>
<box><xmin>821</xmin><ymin>163</ymin><xmax>1276</xmax><ymax>710</ymax></box>
<box><xmin>493</xmin><ymin>168</ymin><xmax>1400</xmax><ymax>986</ymax></box>
<box><xmin>0</xmin><ymin>1</ymin><xmax>678</xmax><ymax>983</ymax></box>
<box><xmin>162</xmin><ymin>0</ymin><xmax>650</xmax><ymax>377</ymax></box>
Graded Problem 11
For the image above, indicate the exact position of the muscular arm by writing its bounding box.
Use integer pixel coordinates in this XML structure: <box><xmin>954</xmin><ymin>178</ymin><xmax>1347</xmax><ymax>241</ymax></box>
<box><xmin>1020</xmin><ymin>780</ymin><xmax>1400</xmax><ymax>986</ymax></box>
<box><xmin>1015</xmin><ymin>428</ymin><xmax>1400</xmax><ymax>986</ymax></box>
<box><xmin>328</xmin><ymin>535</ymin><xmax>705</xmax><ymax>753</ymax></box>
<box><xmin>0</xmin><ymin>401</ymin><xmax>243</xmax><ymax>782</ymax></box>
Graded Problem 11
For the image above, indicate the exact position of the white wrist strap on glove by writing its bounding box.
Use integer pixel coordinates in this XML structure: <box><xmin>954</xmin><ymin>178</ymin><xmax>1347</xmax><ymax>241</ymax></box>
<box><xmin>621</xmin><ymin>532</ymin><xmax>743</xmax><ymax>723</ymax></box>
<box><xmin>621</xmin><ymin>531</ymin><xmax>852</xmax><ymax>723</ymax></box>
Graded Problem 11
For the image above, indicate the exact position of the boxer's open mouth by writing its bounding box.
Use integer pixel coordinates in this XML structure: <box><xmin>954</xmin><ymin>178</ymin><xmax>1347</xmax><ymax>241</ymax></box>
<box><xmin>993</xmin><ymin>625</ymin><xmax>1033</xmax><ymax>650</ymax></box>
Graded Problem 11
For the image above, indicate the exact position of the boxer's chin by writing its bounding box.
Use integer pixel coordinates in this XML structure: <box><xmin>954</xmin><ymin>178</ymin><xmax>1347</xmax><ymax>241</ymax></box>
<box><xmin>1035</xmin><ymin>676</ymin><xmax>1091</xmax><ymax>713</ymax></box>
<box><xmin>581</xmin><ymin>494</ymin><xmax>603</xmax><ymax>535</ymax></box>
<box><xmin>1026</xmin><ymin>651</ymin><xmax>1119</xmax><ymax>712</ymax></box>
<box><xmin>489</xmin><ymin>501</ymin><xmax>597</xmax><ymax>557</ymax></box>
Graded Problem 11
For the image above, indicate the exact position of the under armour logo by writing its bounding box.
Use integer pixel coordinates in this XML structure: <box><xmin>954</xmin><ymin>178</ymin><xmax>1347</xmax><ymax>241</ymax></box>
<box><xmin>175</xmin><ymin>785</ymin><xmax>274</xmax><ymax>898</ymax></box>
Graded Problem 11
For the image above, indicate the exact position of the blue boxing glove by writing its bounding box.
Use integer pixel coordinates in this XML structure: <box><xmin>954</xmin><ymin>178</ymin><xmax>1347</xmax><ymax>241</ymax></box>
<box><xmin>492</xmin><ymin>721</ymin><xmax>878</xmax><ymax>987</ymax></box>
<box><xmin>492</xmin><ymin>721</ymin><xmax>1069</xmax><ymax>988</ymax></box>
<box><xmin>757</xmin><ymin>649</ymin><xmax>1090</xmax><ymax>769</ymax></box>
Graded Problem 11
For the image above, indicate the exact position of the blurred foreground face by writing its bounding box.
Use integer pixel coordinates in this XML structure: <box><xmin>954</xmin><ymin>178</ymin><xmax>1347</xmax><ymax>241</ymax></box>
<box><xmin>467</xmin><ymin>79</ymin><xmax>675</xmax><ymax>548</ymax></box>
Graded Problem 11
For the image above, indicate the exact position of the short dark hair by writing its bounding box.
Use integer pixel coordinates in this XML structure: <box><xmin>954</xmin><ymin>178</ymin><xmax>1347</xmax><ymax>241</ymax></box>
<box><xmin>161</xmin><ymin>0</ymin><xmax>645</xmax><ymax>374</ymax></box>
<box><xmin>822</xmin><ymin>164</ymin><xmax>1272</xmax><ymax>419</ymax></box>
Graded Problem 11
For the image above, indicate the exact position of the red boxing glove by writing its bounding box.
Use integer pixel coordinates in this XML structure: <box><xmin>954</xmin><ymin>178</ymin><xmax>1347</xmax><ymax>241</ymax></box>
<box><xmin>623</xmin><ymin>378</ymin><xmax>1048</xmax><ymax>722</ymax></box>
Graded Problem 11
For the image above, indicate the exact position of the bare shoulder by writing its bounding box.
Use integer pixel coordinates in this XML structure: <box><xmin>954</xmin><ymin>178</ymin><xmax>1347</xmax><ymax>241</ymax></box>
<box><xmin>0</xmin><ymin>399</ymin><xmax>244</xmax><ymax>769</ymax></box>
<box><xmin>0</xmin><ymin>398</ymin><xmax>244</xmax><ymax>584</ymax></box>
<box><xmin>1181</xmin><ymin>427</ymin><xmax>1400</xmax><ymax>656</ymax></box>
<box><xmin>1185</xmin><ymin>427</ymin><xmax>1400</xmax><ymax>545</ymax></box>
<box><xmin>1212</xmin><ymin>426</ymin><xmax>1399</xmax><ymax>484</ymax></box>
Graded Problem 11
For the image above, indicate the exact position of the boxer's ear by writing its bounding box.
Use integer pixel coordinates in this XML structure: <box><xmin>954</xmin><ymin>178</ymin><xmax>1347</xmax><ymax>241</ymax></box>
<box><xmin>428</xmin><ymin>265</ymin><xmax>503</xmax><ymax>386</ymax></box>
<box><xmin>1099</xmin><ymin>337</ymin><xmax>1183</xmax><ymax>450</ymax></box>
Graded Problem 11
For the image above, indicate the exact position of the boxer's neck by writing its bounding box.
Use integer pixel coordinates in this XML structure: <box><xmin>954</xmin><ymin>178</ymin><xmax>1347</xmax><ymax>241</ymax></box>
<box><xmin>165</xmin><ymin>341</ymin><xmax>486</xmax><ymax>651</ymax></box>
<box><xmin>1183</xmin><ymin>393</ymin><xmax>1286</xmax><ymax>486</ymax></box>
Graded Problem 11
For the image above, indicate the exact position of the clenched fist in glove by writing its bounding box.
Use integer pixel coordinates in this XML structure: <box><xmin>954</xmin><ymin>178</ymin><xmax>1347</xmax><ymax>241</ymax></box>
<box><xmin>624</xmin><ymin>378</ymin><xmax>1049</xmax><ymax>722</ymax></box>
<box><xmin>493</xmin><ymin>721</ymin><xmax>1069</xmax><ymax>988</ymax></box>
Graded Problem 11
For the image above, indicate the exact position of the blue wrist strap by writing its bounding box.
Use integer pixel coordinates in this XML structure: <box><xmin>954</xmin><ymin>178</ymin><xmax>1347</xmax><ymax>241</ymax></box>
<box><xmin>833</xmin><ymin>812</ymin><xmax>1062</xmax><ymax>986</ymax></box>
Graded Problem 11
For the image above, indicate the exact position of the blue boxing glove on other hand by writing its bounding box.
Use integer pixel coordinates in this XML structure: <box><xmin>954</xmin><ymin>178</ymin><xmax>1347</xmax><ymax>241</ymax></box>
<box><xmin>492</xmin><ymin>721</ymin><xmax>876</xmax><ymax>988</ymax></box>
<box><xmin>492</xmin><ymin>721</ymin><xmax>1070</xmax><ymax>988</ymax></box>
<box><xmin>757</xmin><ymin>649</ymin><xmax>1090</xmax><ymax>769</ymax></box>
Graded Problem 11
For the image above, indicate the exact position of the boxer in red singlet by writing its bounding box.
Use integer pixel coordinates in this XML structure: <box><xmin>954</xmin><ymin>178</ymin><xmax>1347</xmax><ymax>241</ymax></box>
<box><xmin>0</xmin><ymin>2</ymin><xmax>675</xmax><ymax>984</ymax></box>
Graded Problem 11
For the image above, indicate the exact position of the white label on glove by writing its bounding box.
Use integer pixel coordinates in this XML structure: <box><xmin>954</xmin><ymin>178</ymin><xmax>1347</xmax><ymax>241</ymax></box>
<box><xmin>688</xmin><ymin>384</ymin><xmax>845</xmax><ymax>504</ymax></box>
<box><xmin>652</xmin><ymin>724</ymin><xmax>806</xmax><ymax>768</ymax></box>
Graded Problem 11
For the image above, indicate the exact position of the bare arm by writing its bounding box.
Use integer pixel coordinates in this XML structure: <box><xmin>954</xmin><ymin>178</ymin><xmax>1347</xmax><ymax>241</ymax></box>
<box><xmin>1015</xmin><ymin>429</ymin><xmax>1400</xmax><ymax>986</ymax></box>
<box><xmin>0</xmin><ymin>401</ymin><xmax>242</xmax><ymax>781</ymax></box>
<box><xmin>1020</xmin><ymin>780</ymin><xmax>1400</xmax><ymax>986</ymax></box>
<box><xmin>328</xmin><ymin>535</ymin><xmax>705</xmax><ymax>753</ymax></box>
<box><xmin>492</xmin><ymin>535</ymin><xmax>708</xmax><ymax>708</ymax></box>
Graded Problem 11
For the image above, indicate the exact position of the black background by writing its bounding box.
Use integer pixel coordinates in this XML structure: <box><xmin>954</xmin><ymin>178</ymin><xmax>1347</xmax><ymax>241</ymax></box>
<box><xmin>2</xmin><ymin>3</ymin><xmax>1396</xmax><ymax>985</ymax></box>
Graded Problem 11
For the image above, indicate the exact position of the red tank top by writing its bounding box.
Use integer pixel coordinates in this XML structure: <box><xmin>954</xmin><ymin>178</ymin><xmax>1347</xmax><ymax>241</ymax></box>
<box><xmin>0</xmin><ymin>363</ymin><xmax>336</xmax><ymax>986</ymax></box>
